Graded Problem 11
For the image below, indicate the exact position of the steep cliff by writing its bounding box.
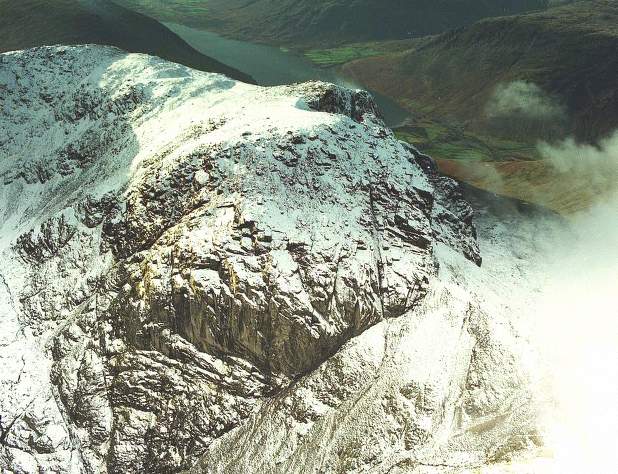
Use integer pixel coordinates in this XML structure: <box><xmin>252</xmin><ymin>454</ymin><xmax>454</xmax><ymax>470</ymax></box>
<box><xmin>0</xmin><ymin>46</ymin><xmax>553</xmax><ymax>473</ymax></box>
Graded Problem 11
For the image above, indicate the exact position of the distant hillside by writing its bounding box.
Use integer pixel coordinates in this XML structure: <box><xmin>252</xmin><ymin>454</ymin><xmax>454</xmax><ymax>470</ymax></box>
<box><xmin>115</xmin><ymin>0</ymin><xmax>551</xmax><ymax>47</ymax></box>
<box><xmin>339</xmin><ymin>0</ymin><xmax>617</xmax><ymax>214</ymax></box>
<box><xmin>343</xmin><ymin>0</ymin><xmax>617</xmax><ymax>144</ymax></box>
<box><xmin>0</xmin><ymin>0</ymin><xmax>253</xmax><ymax>83</ymax></box>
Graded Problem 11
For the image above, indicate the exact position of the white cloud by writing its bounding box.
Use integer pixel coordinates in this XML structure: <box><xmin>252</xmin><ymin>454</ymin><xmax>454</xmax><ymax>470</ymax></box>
<box><xmin>538</xmin><ymin>131</ymin><xmax>618</xmax><ymax>191</ymax></box>
<box><xmin>486</xmin><ymin>80</ymin><xmax>566</xmax><ymax>121</ymax></box>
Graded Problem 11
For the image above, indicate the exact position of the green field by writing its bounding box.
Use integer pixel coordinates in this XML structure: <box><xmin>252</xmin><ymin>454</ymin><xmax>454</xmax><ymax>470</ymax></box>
<box><xmin>305</xmin><ymin>45</ymin><xmax>382</xmax><ymax>67</ymax></box>
<box><xmin>394</xmin><ymin>118</ymin><xmax>539</xmax><ymax>163</ymax></box>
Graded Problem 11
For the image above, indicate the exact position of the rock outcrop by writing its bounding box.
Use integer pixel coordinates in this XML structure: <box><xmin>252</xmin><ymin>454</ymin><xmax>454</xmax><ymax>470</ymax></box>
<box><xmin>1</xmin><ymin>46</ymin><xmax>546</xmax><ymax>473</ymax></box>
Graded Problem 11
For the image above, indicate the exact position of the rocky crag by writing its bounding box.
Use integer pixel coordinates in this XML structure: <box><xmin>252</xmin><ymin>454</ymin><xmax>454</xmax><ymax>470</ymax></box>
<box><xmin>1</xmin><ymin>46</ymin><xmax>551</xmax><ymax>473</ymax></box>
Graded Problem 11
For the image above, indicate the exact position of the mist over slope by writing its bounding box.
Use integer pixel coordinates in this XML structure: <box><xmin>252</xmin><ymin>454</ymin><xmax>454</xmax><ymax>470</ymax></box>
<box><xmin>0</xmin><ymin>0</ymin><xmax>253</xmax><ymax>82</ymax></box>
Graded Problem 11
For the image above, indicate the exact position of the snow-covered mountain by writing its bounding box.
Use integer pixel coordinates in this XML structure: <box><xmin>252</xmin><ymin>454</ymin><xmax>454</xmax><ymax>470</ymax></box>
<box><xmin>0</xmin><ymin>46</ymin><xmax>561</xmax><ymax>473</ymax></box>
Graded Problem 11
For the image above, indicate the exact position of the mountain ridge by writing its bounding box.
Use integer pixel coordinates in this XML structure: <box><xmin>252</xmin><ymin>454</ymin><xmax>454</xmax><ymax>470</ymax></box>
<box><xmin>0</xmin><ymin>0</ymin><xmax>254</xmax><ymax>83</ymax></box>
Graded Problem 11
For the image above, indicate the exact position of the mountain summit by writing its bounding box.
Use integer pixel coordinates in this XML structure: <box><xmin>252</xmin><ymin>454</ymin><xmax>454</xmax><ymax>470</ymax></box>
<box><xmin>1</xmin><ymin>46</ymin><xmax>559</xmax><ymax>473</ymax></box>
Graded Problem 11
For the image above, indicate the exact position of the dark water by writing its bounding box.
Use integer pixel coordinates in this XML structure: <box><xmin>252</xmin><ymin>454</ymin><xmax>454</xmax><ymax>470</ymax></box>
<box><xmin>165</xmin><ymin>23</ymin><xmax>409</xmax><ymax>128</ymax></box>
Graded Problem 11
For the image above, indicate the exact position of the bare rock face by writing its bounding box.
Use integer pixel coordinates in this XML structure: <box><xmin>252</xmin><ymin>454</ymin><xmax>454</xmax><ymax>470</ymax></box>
<box><xmin>0</xmin><ymin>46</ymin><xmax>542</xmax><ymax>474</ymax></box>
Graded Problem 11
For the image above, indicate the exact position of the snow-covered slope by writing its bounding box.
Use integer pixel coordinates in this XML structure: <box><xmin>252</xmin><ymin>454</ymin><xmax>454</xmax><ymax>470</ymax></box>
<box><xmin>0</xmin><ymin>46</ymin><xmax>554</xmax><ymax>473</ymax></box>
